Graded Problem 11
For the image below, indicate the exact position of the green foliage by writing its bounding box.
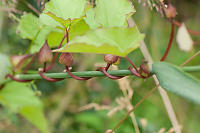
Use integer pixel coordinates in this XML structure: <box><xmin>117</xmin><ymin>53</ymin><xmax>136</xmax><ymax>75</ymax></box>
<box><xmin>56</xmin><ymin>26</ymin><xmax>144</xmax><ymax>56</ymax></box>
<box><xmin>152</xmin><ymin>62</ymin><xmax>200</xmax><ymax>104</ymax></box>
<box><xmin>17</xmin><ymin>13</ymin><xmax>41</xmax><ymax>40</ymax></box>
<box><xmin>0</xmin><ymin>54</ymin><xmax>11</xmax><ymax>85</ymax></box>
<box><xmin>0</xmin><ymin>82</ymin><xmax>48</xmax><ymax>133</ymax></box>
<box><xmin>20</xmin><ymin>106</ymin><xmax>49</xmax><ymax>133</ymax></box>
<box><xmin>40</xmin><ymin>0</ymin><xmax>87</xmax><ymax>28</ymax></box>
<box><xmin>84</xmin><ymin>8</ymin><xmax>100</xmax><ymax>29</ymax></box>
<box><xmin>17</xmin><ymin>13</ymin><xmax>53</xmax><ymax>53</ymax></box>
<box><xmin>95</xmin><ymin>0</ymin><xmax>135</xmax><ymax>27</ymax></box>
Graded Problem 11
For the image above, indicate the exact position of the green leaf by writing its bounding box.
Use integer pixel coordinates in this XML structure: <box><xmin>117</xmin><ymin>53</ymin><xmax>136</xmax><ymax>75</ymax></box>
<box><xmin>0</xmin><ymin>54</ymin><xmax>11</xmax><ymax>85</ymax></box>
<box><xmin>0</xmin><ymin>82</ymin><xmax>42</xmax><ymax>111</ymax></box>
<box><xmin>84</xmin><ymin>8</ymin><xmax>100</xmax><ymax>29</ymax></box>
<box><xmin>56</xmin><ymin>26</ymin><xmax>144</xmax><ymax>56</ymax></box>
<box><xmin>152</xmin><ymin>62</ymin><xmax>200</xmax><ymax>104</ymax></box>
<box><xmin>30</xmin><ymin>25</ymin><xmax>55</xmax><ymax>53</ymax></box>
<box><xmin>17</xmin><ymin>13</ymin><xmax>55</xmax><ymax>53</ymax></box>
<box><xmin>47</xmin><ymin>19</ymin><xmax>90</xmax><ymax>48</ymax></box>
<box><xmin>95</xmin><ymin>0</ymin><xmax>135</xmax><ymax>27</ymax></box>
<box><xmin>20</xmin><ymin>106</ymin><xmax>49</xmax><ymax>133</ymax></box>
<box><xmin>40</xmin><ymin>0</ymin><xmax>87</xmax><ymax>28</ymax></box>
<box><xmin>0</xmin><ymin>82</ymin><xmax>49</xmax><ymax>133</ymax></box>
<box><xmin>17</xmin><ymin>13</ymin><xmax>41</xmax><ymax>40</ymax></box>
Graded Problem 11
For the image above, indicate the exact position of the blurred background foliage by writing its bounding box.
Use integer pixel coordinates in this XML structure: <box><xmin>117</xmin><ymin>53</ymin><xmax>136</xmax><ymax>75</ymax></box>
<box><xmin>0</xmin><ymin>0</ymin><xmax>200</xmax><ymax>133</ymax></box>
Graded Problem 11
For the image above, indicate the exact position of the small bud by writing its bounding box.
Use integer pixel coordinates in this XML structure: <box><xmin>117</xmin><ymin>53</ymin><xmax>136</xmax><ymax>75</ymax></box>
<box><xmin>164</xmin><ymin>3</ymin><xmax>177</xmax><ymax>18</ymax></box>
<box><xmin>59</xmin><ymin>53</ymin><xmax>73</xmax><ymax>67</ymax></box>
<box><xmin>38</xmin><ymin>40</ymin><xmax>53</xmax><ymax>64</ymax></box>
<box><xmin>139</xmin><ymin>61</ymin><xmax>150</xmax><ymax>77</ymax></box>
<box><xmin>104</xmin><ymin>54</ymin><xmax>119</xmax><ymax>64</ymax></box>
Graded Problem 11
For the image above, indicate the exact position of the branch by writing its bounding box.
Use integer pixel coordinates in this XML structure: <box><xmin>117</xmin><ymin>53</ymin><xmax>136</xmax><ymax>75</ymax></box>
<box><xmin>7</xmin><ymin>66</ymin><xmax>200</xmax><ymax>80</ymax></box>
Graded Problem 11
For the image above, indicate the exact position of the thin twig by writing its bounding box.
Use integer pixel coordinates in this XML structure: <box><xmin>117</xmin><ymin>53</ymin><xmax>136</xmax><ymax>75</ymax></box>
<box><xmin>174</xmin><ymin>21</ymin><xmax>200</xmax><ymax>36</ymax></box>
<box><xmin>124</xmin><ymin>56</ymin><xmax>139</xmax><ymax>73</ymax></box>
<box><xmin>24</xmin><ymin>1</ymin><xmax>40</xmax><ymax>15</ymax></box>
<box><xmin>181</xmin><ymin>50</ymin><xmax>200</xmax><ymax>67</ymax></box>
<box><xmin>45</xmin><ymin>35</ymin><xmax>66</xmax><ymax>72</ymax></box>
<box><xmin>23</xmin><ymin>53</ymin><xmax>37</xmax><ymax>74</ymax></box>
<box><xmin>161</xmin><ymin>19</ymin><xmax>175</xmax><ymax>61</ymax></box>
<box><xmin>112</xmin><ymin>86</ymin><xmax>158</xmax><ymax>132</ymax></box>
<box><xmin>39</xmin><ymin>71</ymin><xmax>64</xmax><ymax>82</ymax></box>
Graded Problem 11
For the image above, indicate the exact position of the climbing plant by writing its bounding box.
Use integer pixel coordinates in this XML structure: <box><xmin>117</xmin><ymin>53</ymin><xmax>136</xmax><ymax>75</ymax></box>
<box><xmin>0</xmin><ymin>0</ymin><xmax>200</xmax><ymax>132</ymax></box>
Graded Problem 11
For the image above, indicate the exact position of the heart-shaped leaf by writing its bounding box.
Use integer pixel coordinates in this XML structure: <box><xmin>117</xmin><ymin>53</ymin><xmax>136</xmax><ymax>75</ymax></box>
<box><xmin>55</xmin><ymin>26</ymin><xmax>144</xmax><ymax>56</ymax></box>
<box><xmin>152</xmin><ymin>62</ymin><xmax>200</xmax><ymax>104</ymax></box>
<box><xmin>95</xmin><ymin>0</ymin><xmax>135</xmax><ymax>27</ymax></box>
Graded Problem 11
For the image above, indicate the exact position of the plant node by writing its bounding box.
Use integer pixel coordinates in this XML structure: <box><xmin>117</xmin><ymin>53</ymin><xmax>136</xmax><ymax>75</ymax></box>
<box><xmin>104</xmin><ymin>54</ymin><xmax>119</xmax><ymax>65</ymax></box>
<box><xmin>164</xmin><ymin>3</ymin><xmax>177</xmax><ymax>18</ymax></box>
<box><xmin>59</xmin><ymin>53</ymin><xmax>73</xmax><ymax>67</ymax></box>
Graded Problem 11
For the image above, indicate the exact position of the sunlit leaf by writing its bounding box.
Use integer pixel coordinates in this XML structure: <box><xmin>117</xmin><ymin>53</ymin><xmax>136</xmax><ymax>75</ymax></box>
<box><xmin>40</xmin><ymin>0</ymin><xmax>87</xmax><ymax>28</ymax></box>
<box><xmin>30</xmin><ymin>25</ymin><xmax>55</xmax><ymax>53</ymax></box>
<box><xmin>55</xmin><ymin>26</ymin><xmax>144</xmax><ymax>56</ymax></box>
<box><xmin>84</xmin><ymin>8</ymin><xmax>100</xmax><ymax>29</ymax></box>
<box><xmin>47</xmin><ymin>19</ymin><xmax>90</xmax><ymax>48</ymax></box>
<box><xmin>0</xmin><ymin>54</ymin><xmax>11</xmax><ymax>85</ymax></box>
<box><xmin>95</xmin><ymin>0</ymin><xmax>135</xmax><ymax>27</ymax></box>
<box><xmin>17</xmin><ymin>13</ymin><xmax>41</xmax><ymax>40</ymax></box>
<box><xmin>152</xmin><ymin>62</ymin><xmax>200</xmax><ymax>104</ymax></box>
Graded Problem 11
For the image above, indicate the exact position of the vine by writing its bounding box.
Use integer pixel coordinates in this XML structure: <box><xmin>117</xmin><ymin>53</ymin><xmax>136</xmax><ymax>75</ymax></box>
<box><xmin>0</xmin><ymin>0</ymin><xmax>200</xmax><ymax>133</ymax></box>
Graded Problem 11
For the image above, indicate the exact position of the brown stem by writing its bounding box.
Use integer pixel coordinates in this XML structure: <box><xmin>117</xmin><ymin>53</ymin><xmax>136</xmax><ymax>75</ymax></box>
<box><xmin>22</xmin><ymin>53</ymin><xmax>37</xmax><ymax>74</ymax></box>
<box><xmin>24</xmin><ymin>1</ymin><xmax>40</xmax><ymax>15</ymax></box>
<box><xmin>160</xmin><ymin>19</ymin><xmax>175</xmax><ymax>61</ymax></box>
<box><xmin>65</xmin><ymin>67</ymin><xmax>91</xmax><ymax>80</ymax></box>
<box><xmin>112</xmin><ymin>86</ymin><xmax>158</xmax><ymax>132</ymax></box>
<box><xmin>6</xmin><ymin>74</ymin><xmax>32</xmax><ymax>82</ymax></box>
<box><xmin>105</xmin><ymin>63</ymin><xmax>111</xmax><ymax>71</ymax></box>
<box><xmin>128</xmin><ymin>67</ymin><xmax>145</xmax><ymax>78</ymax></box>
<box><xmin>45</xmin><ymin>35</ymin><xmax>66</xmax><ymax>72</ymax></box>
<box><xmin>124</xmin><ymin>57</ymin><xmax>139</xmax><ymax>73</ymax></box>
<box><xmin>98</xmin><ymin>67</ymin><xmax>123</xmax><ymax>80</ymax></box>
<box><xmin>174</xmin><ymin>20</ymin><xmax>200</xmax><ymax>36</ymax></box>
<box><xmin>181</xmin><ymin>50</ymin><xmax>200</xmax><ymax>67</ymax></box>
<box><xmin>43</xmin><ymin>62</ymin><xmax>47</xmax><ymax>72</ymax></box>
<box><xmin>13</xmin><ymin>54</ymin><xmax>33</xmax><ymax>72</ymax></box>
<box><xmin>39</xmin><ymin>71</ymin><xmax>64</xmax><ymax>82</ymax></box>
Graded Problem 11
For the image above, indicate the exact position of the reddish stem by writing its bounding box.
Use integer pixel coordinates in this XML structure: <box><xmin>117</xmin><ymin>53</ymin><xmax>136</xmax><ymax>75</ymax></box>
<box><xmin>39</xmin><ymin>71</ymin><xmax>64</xmax><ymax>82</ymax></box>
<box><xmin>66</xmin><ymin>28</ymin><xmax>69</xmax><ymax>43</ymax></box>
<box><xmin>6</xmin><ymin>74</ymin><xmax>32</xmax><ymax>82</ymax></box>
<box><xmin>174</xmin><ymin>20</ymin><xmax>200</xmax><ymax>36</ymax></box>
<box><xmin>45</xmin><ymin>35</ymin><xmax>66</xmax><ymax>72</ymax></box>
<box><xmin>128</xmin><ymin>67</ymin><xmax>146</xmax><ymax>79</ymax></box>
<box><xmin>13</xmin><ymin>54</ymin><xmax>33</xmax><ymax>72</ymax></box>
<box><xmin>22</xmin><ymin>53</ymin><xmax>37</xmax><ymax>74</ymax></box>
<box><xmin>105</xmin><ymin>63</ymin><xmax>111</xmax><ymax>71</ymax></box>
<box><xmin>98</xmin><ymin>67</ymin><xmax>123</xmax><ymax>80</ymax></box>
<box><xmin>124</xmin><ymin>56</ymin><xmax>139</xmax><ymax>73</ymax></box>
<box><xmin>160</xmin><ymin>19</ymin><xmax>175</xmax><ymax>61</ymax></box>
<box><xmin>65</xmin><ymin>67</ymin><xmax>91</xmax><ymax>80</ymax></box>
